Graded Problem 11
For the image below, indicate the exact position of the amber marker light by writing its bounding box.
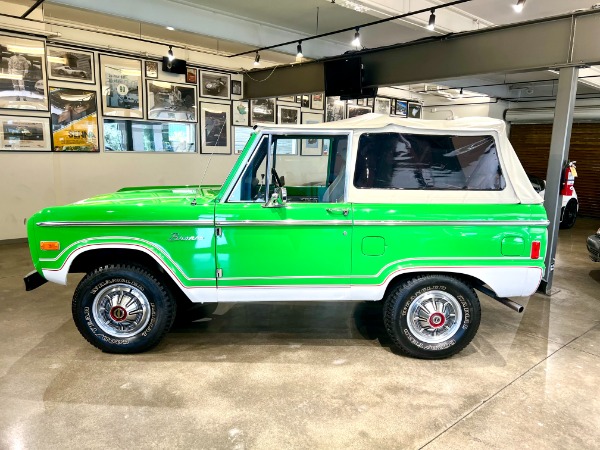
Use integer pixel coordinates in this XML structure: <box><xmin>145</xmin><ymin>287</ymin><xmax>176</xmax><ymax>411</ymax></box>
<box><xmin>40</xmin><ymin>241</ymin><xmax>60</xmax><ymax>251</ymax></box>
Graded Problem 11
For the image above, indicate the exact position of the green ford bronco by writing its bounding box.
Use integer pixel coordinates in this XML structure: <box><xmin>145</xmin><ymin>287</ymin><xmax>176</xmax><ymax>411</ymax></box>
<box><xmin>24</xmin><ymin>114</ymin><xmax>548</xmax><ymax>359</ymax></box>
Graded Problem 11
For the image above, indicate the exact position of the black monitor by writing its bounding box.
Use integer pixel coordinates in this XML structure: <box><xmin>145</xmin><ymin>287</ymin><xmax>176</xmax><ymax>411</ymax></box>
<box><xmin>324</xmin><ymin>57</ymin><xmax>362</xmax><ymax>97</ymax></box>
<box><xmin>162</xmin><ymin>57</ymin><xmax>187</xmax><ymax>74</ymax></box>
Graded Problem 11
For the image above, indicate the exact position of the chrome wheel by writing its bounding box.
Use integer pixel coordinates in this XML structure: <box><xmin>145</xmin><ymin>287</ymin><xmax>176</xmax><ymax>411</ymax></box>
<box><xmin>92</xmin><ymin>284</ymin><xmax>151</xmax><ymax>338</ymax></box>
<box><xmin>406</xmin><ymin>290</ymin><xmax>463</xmax><ymax>344</ymax></box>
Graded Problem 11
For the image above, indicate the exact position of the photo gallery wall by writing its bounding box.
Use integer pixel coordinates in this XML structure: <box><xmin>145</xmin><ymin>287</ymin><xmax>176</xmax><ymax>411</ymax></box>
<box><xmin>0</xmin><ymin>34</ymin><xmax>422</xmax><ymax>154</ymax></box>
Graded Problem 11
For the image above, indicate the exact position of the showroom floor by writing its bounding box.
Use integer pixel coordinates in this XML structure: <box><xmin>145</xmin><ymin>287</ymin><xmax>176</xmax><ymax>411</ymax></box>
<box><xmin>0</xmin><ymin>220</ymin><xmax>599</xmax><ymax>449</ymax></box>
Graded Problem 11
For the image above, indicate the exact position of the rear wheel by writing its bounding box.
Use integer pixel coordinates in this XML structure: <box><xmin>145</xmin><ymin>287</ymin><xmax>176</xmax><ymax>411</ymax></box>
<box><xmin>383</xmin><ymin>275</ymin><xmax>481</xmax><ymax>359</ymax></box>
<box><xmin>560</xmin><ymin>200</ymin><xmax>578</xmax><ymax>229</ymax></box>
<box><xmin>72</xmin><ymin>264</ymin><xmax>175</xmax><ymax>353</ymax></box>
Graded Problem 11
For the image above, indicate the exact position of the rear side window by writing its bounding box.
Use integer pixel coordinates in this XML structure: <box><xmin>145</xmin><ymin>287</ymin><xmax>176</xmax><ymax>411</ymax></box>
<box><xmin>354</xmin><ymin>132</ymin><xmax>505</xmax><ymax>191</ymax></box>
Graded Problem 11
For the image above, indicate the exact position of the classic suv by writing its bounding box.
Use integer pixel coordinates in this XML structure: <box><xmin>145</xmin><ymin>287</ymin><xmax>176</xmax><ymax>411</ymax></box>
<box><xmin>24</xmin><ymin>114</ymin><xmax>548</xmax><ymax>359</ymax></box>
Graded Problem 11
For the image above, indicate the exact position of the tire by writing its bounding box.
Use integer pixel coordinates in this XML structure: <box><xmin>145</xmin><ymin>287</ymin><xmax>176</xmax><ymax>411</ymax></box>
<box><xmin>560</xmin><ymin>200</ymin><xmax>577</xmax><ymax>229</ymax></box>
<box><xmin>383</xmin><ymin>275</ymin><xmax>481</xmax><ymax>359</ymax></box>
<box><xmin>72</xmin><ymin>264</ymin><xmax>176</xmax><ymax>353</ymax></box>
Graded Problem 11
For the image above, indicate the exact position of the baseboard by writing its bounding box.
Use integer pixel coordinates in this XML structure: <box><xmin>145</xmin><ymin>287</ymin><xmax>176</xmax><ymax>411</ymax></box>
<box><xmin>0</xmin><ymin>238</ymin><xmax>28</xmax><ymax>245</ymax></box>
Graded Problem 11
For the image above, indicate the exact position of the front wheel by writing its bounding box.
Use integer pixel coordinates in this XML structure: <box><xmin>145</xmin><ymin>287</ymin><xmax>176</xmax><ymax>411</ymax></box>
<box><xmin>560</xmin><ymin>200</ymin><xmax>578</xmax><ymax>229</ymax></box>
<box><xmin>383</xmin><ymin>275</ymin><xmax>481</xmax><ymax>359</ymax></box>
<box><xmin>72</xmin><ymin>264</ymin><xmax>176</xmax><ymax>353</ymax></box>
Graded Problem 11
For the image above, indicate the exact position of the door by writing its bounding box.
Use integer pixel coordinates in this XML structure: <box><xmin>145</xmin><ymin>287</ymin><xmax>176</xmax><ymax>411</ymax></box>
<box><xmin>215</xmin><ymin>132</ymin><xmax>353</xmax><ymax>301</ymax></box>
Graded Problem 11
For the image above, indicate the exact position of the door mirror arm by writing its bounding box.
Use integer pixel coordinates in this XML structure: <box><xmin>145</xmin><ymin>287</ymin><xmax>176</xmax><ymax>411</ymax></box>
<box><xmin>264</xmin><ymin>187</ymin><xmax>287</xmax><ymax>208</ymax></box>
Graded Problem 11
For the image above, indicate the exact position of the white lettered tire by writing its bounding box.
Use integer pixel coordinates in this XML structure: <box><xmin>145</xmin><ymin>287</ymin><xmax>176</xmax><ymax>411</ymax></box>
<box><xmin>72</xmin><ymin>264</ymin><xmax>176</xmax><ymax>353</ymax></box>
<box><xmin>383</xmin><ymin>275</ymin><xmax>481</xmax><ymax>359</ymax></box>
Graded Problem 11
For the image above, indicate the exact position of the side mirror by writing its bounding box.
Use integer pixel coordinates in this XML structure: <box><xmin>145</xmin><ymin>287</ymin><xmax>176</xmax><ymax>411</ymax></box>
<box><xmin>264</xmin><ymin>187</ymin><xmax>287</xmax><ymax>208</ymax></box>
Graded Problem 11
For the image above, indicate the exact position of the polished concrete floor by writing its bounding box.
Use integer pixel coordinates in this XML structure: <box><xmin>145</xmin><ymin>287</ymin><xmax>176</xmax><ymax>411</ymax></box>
<box><xmin>1</xmin><ymin>220</ymin><xmax>599</xmax><ymax>449</ymax></box>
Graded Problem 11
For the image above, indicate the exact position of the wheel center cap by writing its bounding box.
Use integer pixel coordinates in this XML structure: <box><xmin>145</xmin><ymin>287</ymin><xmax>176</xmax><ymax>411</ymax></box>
<box><xmin>109</xmin><ymin>306</ymin><xmax>127</xmax><ymax>322</ymax></box>
<box><xmin>429</xmin><ymin>312</ymin><xmax>446</xmax><ymax>328</ymax></box>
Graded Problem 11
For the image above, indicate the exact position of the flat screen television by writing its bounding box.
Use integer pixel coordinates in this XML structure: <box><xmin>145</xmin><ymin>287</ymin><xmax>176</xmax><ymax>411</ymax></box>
<box><xmin>162</xmin><ymin>57</ymin><xmax>187</xmax><ymax>74</ymax></box>
<box><xmin>324</xmin><ymin>57</ymin><xmax>362</xmax><ymax>97</ymax></box>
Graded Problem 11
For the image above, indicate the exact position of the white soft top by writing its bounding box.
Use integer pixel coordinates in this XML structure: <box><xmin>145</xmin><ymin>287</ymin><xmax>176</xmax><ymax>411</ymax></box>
<box><xmin>258</xmin><ymin>113</ymin><xmax>542</xmax><ymax>205</ymax></box>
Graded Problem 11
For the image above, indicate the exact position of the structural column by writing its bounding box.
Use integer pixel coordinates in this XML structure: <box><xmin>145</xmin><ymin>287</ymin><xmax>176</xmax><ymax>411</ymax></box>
<box><xmin>539</xmin><ymin>66</ymin><xmax>579</xmax><ymax>295</ymax></box>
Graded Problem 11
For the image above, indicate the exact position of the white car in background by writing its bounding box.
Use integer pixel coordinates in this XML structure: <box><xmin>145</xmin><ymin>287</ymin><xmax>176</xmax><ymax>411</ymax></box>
<box><xmin>528</xmin><ymin>162</ymin><xmax>578</xmax><ymax>229</ymax></box>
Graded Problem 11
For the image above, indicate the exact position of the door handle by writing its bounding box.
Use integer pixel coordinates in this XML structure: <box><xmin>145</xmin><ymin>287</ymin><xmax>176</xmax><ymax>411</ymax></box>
<box><xmin>326</xmin><ymin>208</ymin><xmax>349</xmax><ymax>216</ymax></box>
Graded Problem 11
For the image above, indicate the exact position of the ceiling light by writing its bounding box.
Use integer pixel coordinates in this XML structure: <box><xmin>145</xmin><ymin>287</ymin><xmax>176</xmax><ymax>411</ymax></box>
<box><xmin>167</xmin><ymin>45</ymin><xmax>174</xmax><ymax>61</ymax></box>
<box><xmin>513</xmin><ymin>0</ymin><xmax>526</xmax><ymax>13</ymax></box>
<box><xmin>427</xmin><ymin>9</ymin><xmax>436</xmax><ymax>31</ymax></box>
<box><xmin>351</xmin><ymin>28</ymin><xmax>361</xmax><ymax>48</ymax></box>
<box><xmin>254</xmin><ymin>51</ymin><xmax>261</xmax><ymax>67</ymax></box>
<box><xmin>296</xmin><ymin>42</ymin><xmax>303</xmax><ymax>58</ymax></box>
<box><xmin>166</xmin><ymin>26</ymin><xmax>175</xmax><ymax>31</ymax></box>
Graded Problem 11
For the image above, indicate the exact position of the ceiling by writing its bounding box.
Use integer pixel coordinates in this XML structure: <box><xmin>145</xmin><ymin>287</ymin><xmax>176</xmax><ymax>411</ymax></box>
<box><xmin>6</xmin><ymin>0</ymin><xmax>600</xmax><ymax>100</ymax></box>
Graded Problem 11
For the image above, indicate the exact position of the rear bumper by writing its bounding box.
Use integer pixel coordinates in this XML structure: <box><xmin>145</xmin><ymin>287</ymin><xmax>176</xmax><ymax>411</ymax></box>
<box><xmin>587</xmin><ymin>234</ymin><xmax>600</xmax><ymax>262</ymax></box>
<box><xmin>24</xmin><ymin>270</ymin><xmax>47</xmax><ymax>291</ymax></box>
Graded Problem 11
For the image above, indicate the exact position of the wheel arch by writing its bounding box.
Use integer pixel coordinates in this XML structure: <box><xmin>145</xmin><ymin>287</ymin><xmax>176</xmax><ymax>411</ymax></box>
<box><xmin>383</xmin><ymin>271</ymin><xmax>484</xmax><ymax>299</ymax></box>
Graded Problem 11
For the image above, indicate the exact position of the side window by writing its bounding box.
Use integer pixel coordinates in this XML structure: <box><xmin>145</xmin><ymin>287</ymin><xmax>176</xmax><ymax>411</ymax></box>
<box><xmin>228</xmin><ymin>136</ymin><xmax>268</xmax><ymax>202</ymax></box>
<box><xmin>354</xmin><ymin>132</ymin><xmax>505</xmax><ymax>191</ymax></box>
<box><xmin>270</xmin><ymin>135</ymin><xmax>348</xmax><ymax>203</ymax></box>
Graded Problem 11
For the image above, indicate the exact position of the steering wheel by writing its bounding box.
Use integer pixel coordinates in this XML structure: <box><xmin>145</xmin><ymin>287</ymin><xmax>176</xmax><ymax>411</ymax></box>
<box><xmin>271</xmin><ymin>167</ymin><xmax>282</xmax><ymax>187</ymax></box>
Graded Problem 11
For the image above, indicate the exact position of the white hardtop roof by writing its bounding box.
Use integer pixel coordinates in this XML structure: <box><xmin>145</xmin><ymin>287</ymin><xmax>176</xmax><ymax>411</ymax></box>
<box><xmin>257</xmin><ymin>113</ymin><xmax>508</xmax><ymax>134</ymax></box>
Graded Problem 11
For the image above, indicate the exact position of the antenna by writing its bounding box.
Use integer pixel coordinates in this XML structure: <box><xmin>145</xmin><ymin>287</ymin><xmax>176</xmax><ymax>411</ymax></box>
<box><xmin>192</xmin><ymin>119</ymin><xmax>227</xmax><ymax>205</ymax></box>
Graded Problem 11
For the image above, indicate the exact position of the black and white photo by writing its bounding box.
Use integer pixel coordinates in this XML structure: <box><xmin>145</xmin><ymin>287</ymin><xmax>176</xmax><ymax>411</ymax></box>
<box><xmin>326</xmin><ymin>96</ymin><xmax>345</xmax><ymax>122</ymax></box>
<box><xmin>200</xmin><ymin>102</ymin><xmax>230</xmax><ymax>154</ymax></box>
<box><xmin>147</xmin><ymin>80</ymin><xmax>197</xmax><ymax>122</ymax></box>
<box><xmin>47</xmin><ymin>46</ymin><xmax>94</xmax><ymax>84</ymax></box>
<box><xmin>0</xmin><ymin>116</ymin><xmax>50</xmax><ymax>151</ymax></box>
<box><xmin>0</xmin><ymin>36</ymin><xmax>47</xmax><ymax>110</ymax></box>
<box><xmin>231</xmin><ymin>79</ymin><xmax>242</xmax><ymax>96</ymax></box>
<box><xmin>278</xmin><ymin>105</ymin><xmax>300</xmax><ymax>124</ymax></box>
<box><xmin>408</xmin><ymin>102</ymin><xmax>422</xmax><ymax>118</ymax></box>
<box><xmin>145</xmin><ymin>61</ymin><xmax>158</xmax><ymax>79</ymax></box>
<box><xmin>374</xmin><ymin>97</ymin><xmax>391</xmax><ymax>115</ymax></box>
<box><xmin>347</xmin><ymin>104</ymin><xmax>372</xmax><ymax>118</ymax></box>
<box><xmin>251</xmin><ymin>98</ymin><xmax>276</xmax><ymax>125</ymax></box>
<box><xmin>200</xmin><ymin>71</ymin><xmax>230</xmax><ymax>99</ymax></box>
<box><xmin>101</xmin><ymin>55</ymin><xmax>143</xmax><ymax>118</ymax></box>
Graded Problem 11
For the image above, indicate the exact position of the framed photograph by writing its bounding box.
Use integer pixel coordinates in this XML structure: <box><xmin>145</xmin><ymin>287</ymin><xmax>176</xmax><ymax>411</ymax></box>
<box><xmin>0</xmin><ymin>36</ymin><xmax>48</xmax><ymax>111</ymax></box>
<box><xmin>301</xmin><ymin>112</ymin><xmax>323</xmax><ymax>156</ymax></box>
<box><xmin>277</xmin><ymin>105</ymin><xmax>300</xmax><ymax>125</ymax></box>
<box><xmin>233</xmin><ymin>126</ymin><xmax>254</xmax><ymax>154</ymax></box>
<box><xmin>326</xmin><ymin>96</ymin><xmax>345</xmax><ymax>122</ymax></box>
<box><xmin>250</xmin><ymin>98</ymin><xmax>276</xmax><ymax>125</ymax></box>
<box><xmin>301</xmin><ymin>95</ymin><xmax>310</xmax><ymax>108</ymax></box>
<box><xmin>200</xmin><ymin>101</ymin><xmax>231</xmax><ymax>154</ymax></box>
<box><xmin>232</xmin><ymin>100</ymin><xmax>249</xmax><ymax>126</ymax></box>
<box><xmin>100</xmin><ymin>55</ymin><xmax>143</xmax><ymax>118</ymax></box>
<box><xmin>104</xmin><ymin>119</ymin><xmax>196</xmax><ymax>152</ymax></box>
<box><xmin>278</xmin><ymin>96</ymin><xmax>295</xmax><ymax>102</ymax></box>
<box><xmin>366</xmin><ymin>98</ymin><xmax>374</xmax><ymax>107</ymax></box>
<box><xmin>347</xmin><ymin>104</ymin><xmax>372</xmax><ymax>118</ymax></box>
<box><xmin>0</xmin><ymin>116</ymin><xmax>51</xmax><ymax>151</ymax></box>
<box><xmin>374</xmin><ymin>97</ymin><xmax>392</xmax><ymax>115</ymax></box>
<box><xmin>408</xmin><ymin>102</ymin><xmax>422</xmax><ymax>118</ymax></box>
<box><xmin>310</xmin><ymin>93</ymin><xmax>324</xmax><ymax>110</ymax></box>
<box><xmin>186</xmin><ymin>67</ymin><xmax>197</xmax><ymax>84</ymax></box>
<box><xmin>356</xmin><ymin>99</ymin><xmax>364</xmax><ymax>106</ymax></box>
<box><xmin>395</xmin><ymin>100</ymin><xmax>408</xmax><ymax>117</ymax></box>
<box><xmin>50</xmin><ymin>87</ymin><xmax>99</xmax><ymax>152</ymax></box>
<box><xmin>200</xmin><ymin>70</ymin><xmax>230</xmax><ymax>99</ymax></box>
<box><xmin>145</xmin><ymin>61</ymin><xmax>158</xmax><ymax>79</ymax></box>
<box><xmin>294</xmin><ymin>95</ymin><xmax>302</xmax><ymax>104</ymax></box>
<box><xmin>147</xmin><ymin>80</ymin><xmax>197</xmax><ymax>122</ymax></box>
<box><xmin>231</xmin><ymin>79</ymin><xmax>242</xmax><ymax>96</ymax></box>
<box><xmin>47</xmin><ymin>46</ymin><xmax>94</xmax><ymax>84</ymax></box>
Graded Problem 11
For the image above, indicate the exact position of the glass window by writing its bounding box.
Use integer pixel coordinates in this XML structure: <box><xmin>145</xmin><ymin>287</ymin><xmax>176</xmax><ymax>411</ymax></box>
<box><xmin>104</xmin><ymin>119</ymin><xmax>196</xmax><ymax>152</ymax></box>
<box><xmin>354</xmin><ymin>132</ymin><xmax>505</xmax><ymax>191</ymax></box>
<box><xmin>228</xmin><ymin>134</ymin><xmax>349</xmax><ymax>203</ymax></box>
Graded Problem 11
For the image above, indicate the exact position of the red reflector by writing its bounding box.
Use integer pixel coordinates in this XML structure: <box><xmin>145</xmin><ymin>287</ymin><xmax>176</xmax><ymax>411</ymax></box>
<box><xmin>531</xmin><ymin>241</ymin><xmax>541</xmax><ymax>259</ymax></box>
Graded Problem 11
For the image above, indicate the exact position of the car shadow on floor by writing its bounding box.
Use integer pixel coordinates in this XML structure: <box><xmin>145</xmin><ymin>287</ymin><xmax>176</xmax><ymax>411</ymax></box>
<box><xmin>589</xmin><ymin>270</ymin><xmax>600</xmax><ymax>284</ymax></box>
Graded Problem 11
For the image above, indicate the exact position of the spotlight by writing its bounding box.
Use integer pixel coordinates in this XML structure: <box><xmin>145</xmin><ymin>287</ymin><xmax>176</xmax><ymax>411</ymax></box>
<box><xmin>167</xmin><ymin>45</ymin><xmax>174</xmax><ymax>61</ymax></box>
<box><xmin>351</xmin><ymin>28</ymin><xmax>361</xmax><ymax>48</ymax></box>
<box><xmin>254</xmin><ymin>51</ymin><xmax>261</xmax><ymax>67</ymax></box>
<box><xmin>427</xmin><ymin>9</ymin><xmax>436</xmax><ymax>31</ymax></box>
<box><xmin>296</xmin><ymin>42</ymin><xmax>303</xmax><ymax>58</ymax></box>
<box><xmin>513</xmin><ymin>0</ymin><xmax>525</xmax><ymax>13</ymax></box>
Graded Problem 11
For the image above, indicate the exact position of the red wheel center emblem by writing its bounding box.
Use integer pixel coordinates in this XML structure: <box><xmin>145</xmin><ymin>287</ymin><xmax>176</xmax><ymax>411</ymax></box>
<box><xmin>110</xmin><ymin>306</ymin><xmax>127</xmax><ymax>322</ymax></box>
<box><xmin>429</xmin><ymin>312</ymin><xmax>446</xmax><ymax>329</ymax></box>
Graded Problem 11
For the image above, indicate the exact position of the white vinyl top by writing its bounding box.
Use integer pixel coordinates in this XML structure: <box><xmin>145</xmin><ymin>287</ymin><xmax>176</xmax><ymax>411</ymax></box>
<box><xmin>258</xmin><ymin>114</ymin><xmax>543</xmax><ymax>205</ymax></box>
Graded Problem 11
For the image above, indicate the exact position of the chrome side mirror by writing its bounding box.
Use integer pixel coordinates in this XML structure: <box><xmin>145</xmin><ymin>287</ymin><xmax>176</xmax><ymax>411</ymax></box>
<box><xmin>264</xmin><ymin>187</ymin><xmax>287</xmax><ymax>208</ymax></box>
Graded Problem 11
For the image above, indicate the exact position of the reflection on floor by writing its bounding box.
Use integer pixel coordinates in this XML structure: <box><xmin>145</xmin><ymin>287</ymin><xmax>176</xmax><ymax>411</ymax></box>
<box><xmin>0</xmin><ymin>219</ymin><xmax>599</xmax><ymax>448</ymax></box>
